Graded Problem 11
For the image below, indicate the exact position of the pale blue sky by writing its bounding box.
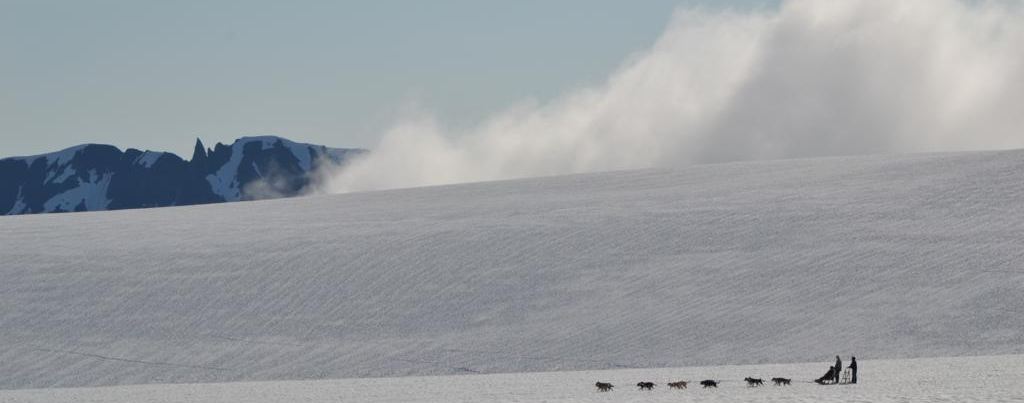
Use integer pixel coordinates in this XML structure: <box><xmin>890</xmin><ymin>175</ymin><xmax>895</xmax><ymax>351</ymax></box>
<box><xmin>1</xmin><ymin>0</ymin><xmax>778</xmax><ymax>157</ymax></box>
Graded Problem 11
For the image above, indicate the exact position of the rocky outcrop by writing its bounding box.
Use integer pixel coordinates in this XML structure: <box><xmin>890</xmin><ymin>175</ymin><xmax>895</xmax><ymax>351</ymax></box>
<box><xmin>0</xmin><ymin>136</ymin><xmax>364</xmax><ymax>215</ymax></box>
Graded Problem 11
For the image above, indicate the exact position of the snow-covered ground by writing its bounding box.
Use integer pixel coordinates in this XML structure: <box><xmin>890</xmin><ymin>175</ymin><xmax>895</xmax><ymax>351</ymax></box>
<box><xmin>2</xmin><ymin>150</ymin><xmax>1024</xmax><ymax>390</ymax></box>
<box><xmin>2</xmin><ymin>355</ymin><xmax>1022</xmax><ymax>402</ymax></box>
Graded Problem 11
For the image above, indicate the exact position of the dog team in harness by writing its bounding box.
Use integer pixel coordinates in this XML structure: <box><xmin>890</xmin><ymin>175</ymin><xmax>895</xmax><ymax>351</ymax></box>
<box><xmin>595</xmin><ymin>355</ymin><xmax>859</xmax><ymax>392</ymax></box>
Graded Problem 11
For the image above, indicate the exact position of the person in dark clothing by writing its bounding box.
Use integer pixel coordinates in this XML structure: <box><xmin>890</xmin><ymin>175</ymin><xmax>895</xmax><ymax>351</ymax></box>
<box><xmin>834</xmin><ymin>356</ymin><xmax>842</xmax><ymax>384</ymax></box>
<box><xmin>848</xmin><ymin>357</ymin><xmax>858</xmax><ymax>384</ymax></box>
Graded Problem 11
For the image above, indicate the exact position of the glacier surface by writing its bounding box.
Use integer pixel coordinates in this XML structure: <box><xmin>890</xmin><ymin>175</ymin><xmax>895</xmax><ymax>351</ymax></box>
<box><xmin>1</xmin><ymin>150</ymin><xmax>1023</xmax><ymax>389</ymax></box>
<box><xmin>1</xmin><ymin>355</ymin><xmax>1021</xmax><ymax>402</ymax></box>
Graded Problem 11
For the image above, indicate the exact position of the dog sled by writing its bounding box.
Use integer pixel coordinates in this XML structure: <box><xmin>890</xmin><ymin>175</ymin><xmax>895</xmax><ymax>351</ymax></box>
<box><xmin>814</xmin><ymin>367</ymin><xmax>852</xmax><ymax>385</ymax></box>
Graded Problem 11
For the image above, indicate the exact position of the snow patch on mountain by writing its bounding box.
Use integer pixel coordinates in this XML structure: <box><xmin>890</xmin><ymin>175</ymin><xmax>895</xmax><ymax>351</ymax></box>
<box><xmin>1</xmin><ymin>144</ymin><xmax>87</xmax><ymax>165</ymax></box>
<box><xmin>205</xmin><ymin>136</ymin><xmax>286</xmax><ymax>201</ymax></box>
<box><xmin>38</xmin><ymin>146</ymin><xmax>89</xmax><ymax>183</ymax></box>
<box><xmin>204</xmin><ymin>136</ymin><xmax>348</xmax><ymax>201</ymax></box>
<box><xmin>47</xmin><ymin>166</ymin><xmax>76</xmax><ymax>184</ymax></box>
<box><xmin>5</xmin><ymin>187</ymin><xmax>27</xmax><ymax>215</ymax></box>
<box><xmin>22</xmin><ymin>144</ymin><xmax>87</xmax><ymax>167</ymax></box>
<box><xmin>132</xmin><ymin>151</ymin><xmax>165</xmax><ymax>168</ymax></box>
<box><xmin>240</xmin><ymin>135</ymin><xmax>316</xmax><ymax>170</ymax></box>
<box><xmin>42</xmin><ymin>170</ymin><xmax>113</xmax><ymax>212</ymax></box>
<box><xmin>287</xmin><ymin>143</ymin><xmax>313</xmax><ymax>172</ymax></box>
<box><xmin>206</xmin><ymin>146</ymin><xmax>245</xmax><ymax>201</ymax></box>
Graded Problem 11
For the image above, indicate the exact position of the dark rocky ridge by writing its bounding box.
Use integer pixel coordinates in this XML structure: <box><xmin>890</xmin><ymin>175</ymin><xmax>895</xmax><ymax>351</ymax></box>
<box><xmin>0</xmin><ymin>136</ymin><xmax>364</xmax><ymax>215</ymax></box>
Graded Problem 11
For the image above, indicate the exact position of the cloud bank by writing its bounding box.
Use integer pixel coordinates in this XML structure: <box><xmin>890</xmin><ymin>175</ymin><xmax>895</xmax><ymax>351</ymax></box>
<box><xmin>327</xmin><ymin>0</ymin><xmax>1024</xmax><ymax>193</ymax></box>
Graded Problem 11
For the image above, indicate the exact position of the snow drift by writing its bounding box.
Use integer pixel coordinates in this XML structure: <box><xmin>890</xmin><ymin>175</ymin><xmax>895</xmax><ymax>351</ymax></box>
<box><xmin>2</xmin><ymin>149</ymin><xmax>1023</xmax><ymax>389</ymax></box>
<box><xmin>3</xmin><ymin>355</ymin><xmax>1023</xmax><ymax>402</ymax></box>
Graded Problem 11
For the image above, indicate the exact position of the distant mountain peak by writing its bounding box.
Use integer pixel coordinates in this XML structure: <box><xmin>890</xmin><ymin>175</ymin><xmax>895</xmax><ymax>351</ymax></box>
<box><xmin>191</xmin><ymin>138</ymin><xmax>208</xmax><ymax>163</ymax></box>
<box><xmin>0</xmin><ymin>137</ymin><xmax>366</xmax><ymax>215</ymax></box>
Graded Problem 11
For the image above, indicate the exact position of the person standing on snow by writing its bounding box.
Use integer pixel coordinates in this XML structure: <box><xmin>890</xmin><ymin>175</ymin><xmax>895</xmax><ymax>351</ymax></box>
<box><xmin>834</xmin><ymin>356</ymin><xmax>842</xmax><ymax>384</ymax></box>
<box><xmin>848</xmin><ymin>357</ymin><xmax>858</xmax><ymax>384</ymax></box>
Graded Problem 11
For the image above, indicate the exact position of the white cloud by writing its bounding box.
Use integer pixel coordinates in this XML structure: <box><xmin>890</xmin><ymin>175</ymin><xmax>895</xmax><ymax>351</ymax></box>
<box><xmin>327</xmin><ymin>0</ymin><xmax>1024</xmax><ymax>193</ymax></box>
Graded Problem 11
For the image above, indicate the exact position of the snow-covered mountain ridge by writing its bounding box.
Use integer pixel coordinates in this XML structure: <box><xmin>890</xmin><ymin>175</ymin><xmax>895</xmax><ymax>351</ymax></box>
<box><xmin>0</xmin><ymin>136</ymin><xmax>364</xmax><ymax>215</ymax></box>
<box><xmin>1</xmin><ymin>149</ymin><xmax>1023</xmax><ymax>390</ymax></box>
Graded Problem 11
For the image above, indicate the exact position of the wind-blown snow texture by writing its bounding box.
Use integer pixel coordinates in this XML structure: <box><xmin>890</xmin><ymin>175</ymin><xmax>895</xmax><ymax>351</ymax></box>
<box><xmin>1</xmin><ymin>150</ymin><xmax>1024</xmax><ymax>390</ymax></box>
<box><xmin>3</xmin><ymin>355</ymin><xmax>1023</xmax><ymax>403</ymax></box>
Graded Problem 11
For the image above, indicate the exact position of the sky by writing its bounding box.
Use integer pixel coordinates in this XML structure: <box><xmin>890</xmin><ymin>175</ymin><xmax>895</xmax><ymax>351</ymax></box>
<box><xmin>322</xmin><ymin>0</ymin><xmax>1024</xmax><ymax>193</ymax></box>
<box><xmin>0</xmin><ymin>0</ymin><xmax>778</xmax><ymax>158</ymax></box>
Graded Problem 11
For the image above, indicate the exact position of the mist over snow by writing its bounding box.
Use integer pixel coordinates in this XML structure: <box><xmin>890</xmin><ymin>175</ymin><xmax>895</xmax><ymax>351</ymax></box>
<box><xmin>326</xmin><ymin>0</ymin><xmax>1024</xmax><ymax>193</ymax></box>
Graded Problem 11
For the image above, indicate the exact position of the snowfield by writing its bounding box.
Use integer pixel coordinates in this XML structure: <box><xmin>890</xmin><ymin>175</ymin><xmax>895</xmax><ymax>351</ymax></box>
<box><xmin>2</xmin><ymin>355</ymin><xmax>1022</xmax><ymax>402</ymax></box>
<box><xmin>2</xmin><ymin>150</ymin><xmax>1024</xmax><ymax>391</ymax></box>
